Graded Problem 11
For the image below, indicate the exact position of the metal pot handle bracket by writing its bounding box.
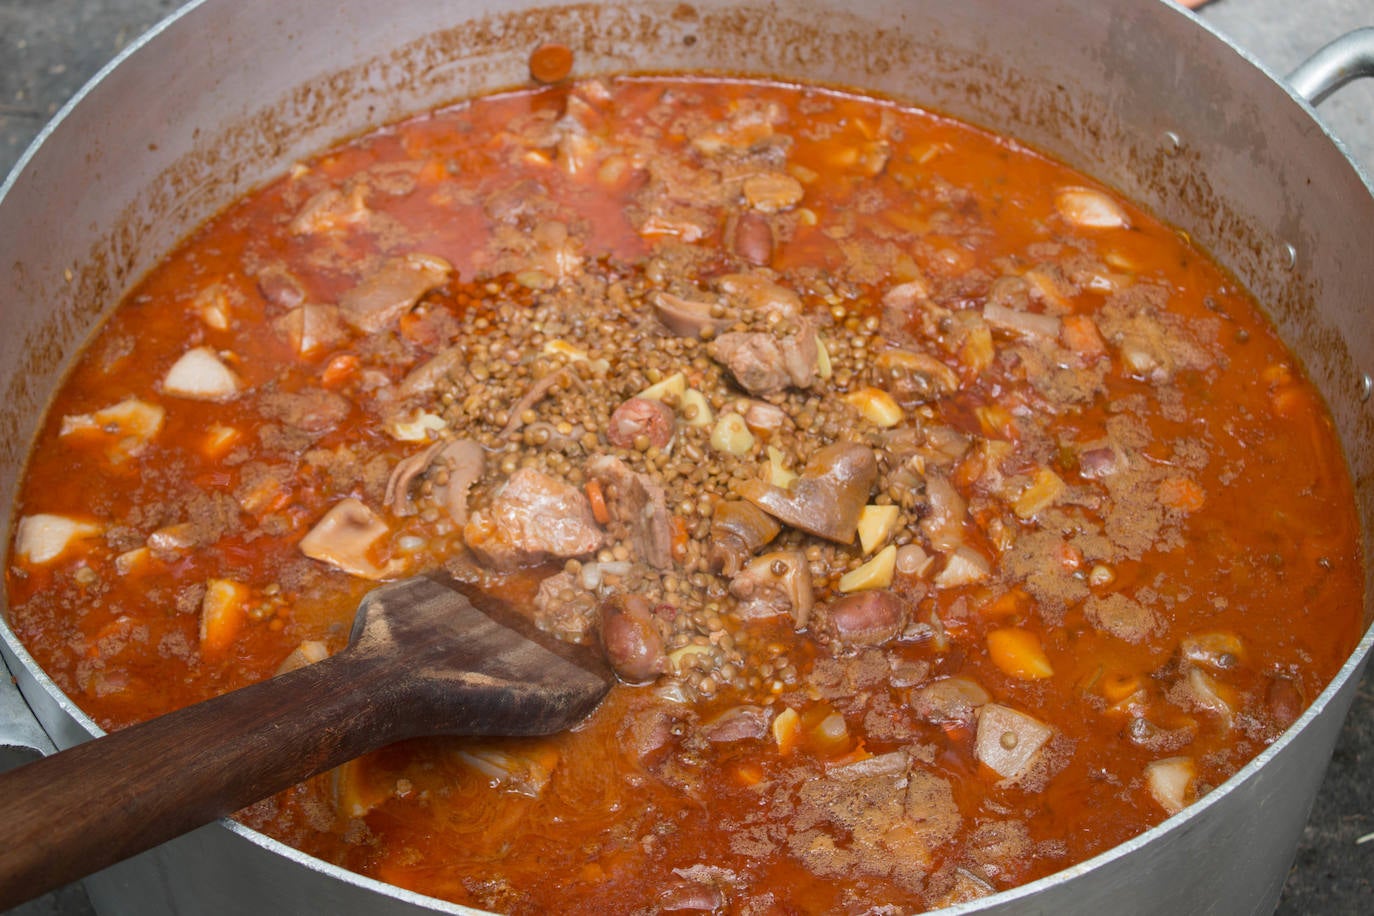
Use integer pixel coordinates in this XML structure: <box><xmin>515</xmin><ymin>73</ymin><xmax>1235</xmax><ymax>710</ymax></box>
<box><xmin>0</xmin><ymin>652</ymin><xmax>55</xmax><ymax>772</ymax></box>
<box><xmin>1287</xmin><ymin>27</ymin><xmax>1374</xmax><ymax>105</ymax></box>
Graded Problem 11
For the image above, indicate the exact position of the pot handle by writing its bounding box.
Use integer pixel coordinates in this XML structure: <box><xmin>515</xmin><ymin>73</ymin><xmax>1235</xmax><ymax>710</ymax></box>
<box><xmin>1287</xmin><ymin>28</ymin><xmax>1374</xmax><ymax>105</ymax></box>
<box><xmin>0</xmin><ymin>651</ymin><xmax>55</xmax><ymax>773</ymax></box>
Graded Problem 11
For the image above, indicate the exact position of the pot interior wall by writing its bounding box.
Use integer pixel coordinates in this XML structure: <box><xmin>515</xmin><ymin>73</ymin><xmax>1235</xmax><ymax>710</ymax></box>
<box><xmin>0</xmin><ymin>1</ymin><xmax>1370</xmax><ymax>913</ymax></box>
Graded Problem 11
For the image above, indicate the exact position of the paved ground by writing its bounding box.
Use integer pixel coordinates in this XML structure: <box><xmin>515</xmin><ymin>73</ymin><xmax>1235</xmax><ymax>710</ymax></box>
<box><xmin>2</xmin><ymin>1</ymin><xmax>1371</xmax><ymax>914</ymax></box>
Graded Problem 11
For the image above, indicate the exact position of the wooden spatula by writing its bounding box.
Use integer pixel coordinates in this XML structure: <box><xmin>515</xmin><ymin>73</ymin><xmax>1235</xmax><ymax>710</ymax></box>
<box><xmin>0</xmin><ymin>570</ymin><xmax>615</xmax><ymax>909</ymax></box>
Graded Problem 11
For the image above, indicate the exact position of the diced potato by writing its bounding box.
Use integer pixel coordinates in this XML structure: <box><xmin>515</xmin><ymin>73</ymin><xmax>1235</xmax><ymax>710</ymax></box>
<box><xmin>386</xmin><ymin>410</ymin><xmax>448</xmax><ymax>442</ymax></box>
<box><xmin>987</xmin><ymin>628</ymin><xmax>1054</xmax><ymax>680</ymax></box>
<box><xmin>200</xmin><ymin>578</ymin><xmax>250</xmax><ymax>656</ymax></box>
<box><xmin>678</xmin><ymin>388</ymin><xmax>715</xmax><ymax>427</ymax></box>
<box><xmin>60</xmin><ymin>397</ymin><xmax>166</xmax><ymax>462</ymax></box>
<box><xmin>14</xmin><ymin>514</ymin><xmax>102</xmax><ymax>565</ymax></box>
<box><xmin>163</xmin><ymin>346</ymin><xmax>241</xmax><ymax>401</ymax></box>
<box><xmin>201</xmin><ymin>423</ymin><xmax>242</xmax><ymax>460</ymax></box>
<box><xmin>61</xmin><ymin>397</ymin><xmax>165</xmax><ymax>443</ymax></box>
<box><xmin>710</xmin><ymin>412</ymin><xmax>755</xmax><ymax>455</ymax></box>
<box><xmin>844</xmin><ymin>387</ymin><xmax>903</xmax><ymax>428</ymax></box>
<box><xmin>1056</xmin><ymin>187</ymin><xmax>1130</xmax><ymax>229</ymax></box>
<box><xmin>856</xmin><ymin>505</ymin><xmax>900</xmax><ymax>555</ymax></box>
<box><xmin>147</xmin><ymin>523</ymin><xmax>197</xmax><ymax>553</ymax></box>
<box><xmin>114</xmin><ymin>546</ymin><xmax>152</xmax><ymax>576</ymax></box>
<box><xmin>975</xmin><ymin>703</ymin><xmax>1054</xmax><ymax>780</ymax></box>
<box><xmin>195</xmin><ymin>283</ymin><xmax>233</xmax><ymax>331</ymax></box>
<box><xmin>838</xmin><ymin>544</ymin><xmax>897</xmax><ymax>592</ymax></box>
<box><xmin>1180</xmin><ymin>631</ymin><xmax>1246</xmax><ymax>670</ymax></box>
<box><xmin>934</xmin><ymin>546</ymin><xmax>990</xmax><ymax>588</ymax></box>
<box><xmin>638</xmin><ymin>371</ymin><xmax>688</xmax><ymax>402</ymax></box>
<box><xmin>772</xmin><ymin>706</ymin><xmax>801</xmax><ymax>755</ymax></box>
<box><xmin>766</xmin><ymin>446</ymin><xmax>797</xmax><ymax>488</ymax></box>
<box><xmin>1145</xmin><ymin>756</ymin><xmax>1196</xmax><ymax>815</ymax></box>
<box><xmin>1014</xmin><ymin>468</ymin><xmax>1066</xmax><ymax>519</ymax></box>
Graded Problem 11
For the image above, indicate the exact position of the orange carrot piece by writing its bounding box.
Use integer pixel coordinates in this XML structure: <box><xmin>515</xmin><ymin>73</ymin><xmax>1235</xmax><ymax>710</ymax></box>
<box><xmin>585</xmin><ymin>479</ymin><xmax>610</xmax><ymax>525</ymax></box>
<box><xmin>987</xmin><ymin>627</ymin><xmax>1054</xmax><ymax>680</ymax></box>
<box><xmin>1157</xmin><ymin>476</ymin><xmax>1205</xmax><ymax>513</ymax></box>
<box><xmin>321</xmin><ymin>353</ymin><xmax>360</xmax><ymax>389</ymax></box>
<box><xmin>1060</xmin><ymin>313</ymin><xmax>1107</xmax><ymax>358</ymax></box>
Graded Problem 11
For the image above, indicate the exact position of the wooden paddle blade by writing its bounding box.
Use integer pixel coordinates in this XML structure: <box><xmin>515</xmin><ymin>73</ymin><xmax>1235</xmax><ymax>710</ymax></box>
<box><xmin>348</xmin><ymin>572</ymin><xmax>615</xmax><ymax>738</ymax></box>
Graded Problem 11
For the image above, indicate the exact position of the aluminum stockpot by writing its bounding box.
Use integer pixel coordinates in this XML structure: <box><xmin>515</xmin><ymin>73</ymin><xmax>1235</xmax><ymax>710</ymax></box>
<box><xmin>2</xmin><ymin>1</ymin><xmax>1371</xmax><ymax>913</ymax></box>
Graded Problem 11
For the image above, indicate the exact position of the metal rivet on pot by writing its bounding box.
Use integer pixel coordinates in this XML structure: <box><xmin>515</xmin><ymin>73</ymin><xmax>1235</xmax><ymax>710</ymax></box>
<box><xmin>1360</xmin><ymin>373</ymin><xmax>1372</xmax><ymax>403</ymax></box>
<box><xmin>1162</xmin><ymin>130</ymin><xmax>1181</xmax><ymax>152</ymax></box>
<box><xmin>1283</xmin><ymin>242</ymin><xmax>1297</xmax><ymax>269</ymax></box>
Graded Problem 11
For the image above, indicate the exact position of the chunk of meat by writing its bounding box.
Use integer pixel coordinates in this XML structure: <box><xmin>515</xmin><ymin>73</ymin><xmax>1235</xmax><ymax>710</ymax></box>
<box><xmin>710</xmin><ymin>320</ymin><xmax>820</xmax><ymax>396</ymax></box>
<box><xmin>339</xmin><ymin>253</ymin><xmax>453</xmax><ymax>333</ymax></box>
<box><xmin>533</xmin><ymin>570</ymin><xmax>598</xmax><ymax>643</ymax></box>
<box><xmin>708</xmin><ymin>500</ymin><xmax>781</xmax><ymax>575</ymax></box>
<box><xmin>651</xmin><ymin>291</ymin><xmax>733</xmax><ymax>338</ymax></box>
<box><xmin>728</xmin><ymin>550</ymin><xmax>813</xmax><ymax>628</ymax></box>
<box><xmin>400</xmin><ymin>345</ymin><xmax>464</xmax><ymax>398</ymax></box>
<box><xmin>739</xmin><ymin>442</ymin><xmax>877</xmax><ymax>544</ymax></box>
<box><xmin>255</xmin><ymin>263</ymin><xmax>307</xmax><ymax>309</ymax></box>
<box><xmin>289</xmin><ymin>186</ymin><xmax>369</xmax><ymax>236</ymax></box>
<box><xmin>606</xmin><ymin>397</ymin><xmax>675</xmax><ymax>450</ymax></box>
<box><xmin>717</xmin><ymin>273</ymin><xmax>802</xmax><ymax>320</ymax></box>
<box><xmin>701</xmin><ymin>705</ymin><xmax>771</xmax><ymax>743</ymax></box>
<box><xmin>258</xmin><ymin>387</ymin><xmax>351</xmax><ymax>435</ymax></box>
<box><xmin>709</xmin><ymin>331</ymin><xmax>790</xmax><ymax>395</ymax></box>
<box><xmin>1083</xmin><ymin>593</ymin><xmax>1161</xmax><ymax>643</ymax></box>
<box><xmin>822</xmin><ymin>589</ymin><xmax>908</xmax><ymax>648</ymax></box>
<box><xmin>585</xmin><ymin>455</ymin><xmax>673</xmax><ymax>569</ymax></box>
<box><xmin>274</xmin><ymin>304</ymin><xmax>348</xmax><ymax>357</ymax></box>
<box><xmin>462</xmin><ymin>468</ymin><xmax>604</xmax><ymax>569</ymax></box>
<box><xmin>298</xmin><ymin>498</ymin><xmax>397</xmax><ymax>580</ymax></box>
<box><xmin>909</xmin><ymin>676</ymin><xmax>990</xmax><ymax>726</ymax></box>
<box><xmin>384</xmin><ymin>438</ymin><xmax>485</xmax><ymax>525</ymax></box>
<box><xmin>791</xmin><ymin>751</ymin><xmax>962</xmax><ymax>888</ymax></box>
<box><xmin>598</xmin><ymin>594</ymin><xmax>667</xmax><ymax>683</ymax></box>
<box><xmin>733</xmin><ymin>211</ymin><xmax>773</xmax><ymax>266</ymax></box>
<box><xmin>919</xmin><ymin>470</ymin><xmax>967</xmax><ymax>551</ymax></box>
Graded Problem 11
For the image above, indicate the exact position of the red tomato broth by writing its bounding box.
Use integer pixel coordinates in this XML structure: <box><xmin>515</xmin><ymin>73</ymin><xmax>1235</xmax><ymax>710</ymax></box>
<box><xmin>6</xmin><ymin>76</ymin><xmax>1365</xmax><ymax>913</ymax></box>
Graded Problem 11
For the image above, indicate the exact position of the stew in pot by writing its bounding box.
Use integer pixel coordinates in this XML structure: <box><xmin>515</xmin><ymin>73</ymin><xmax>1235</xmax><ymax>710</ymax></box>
<box><xmin>6</xmin><ymin>72</ymin><xmax>1364</xmax><ymax>913</ymax></box>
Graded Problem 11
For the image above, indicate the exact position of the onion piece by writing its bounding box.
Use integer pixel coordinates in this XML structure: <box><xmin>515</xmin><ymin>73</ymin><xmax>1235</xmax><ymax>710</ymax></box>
<box><xmin>163</xmin><ymin>346</ymin><xmax>242</xmax><ymax>401</ymax></box>
<box><xmin>1145</xmin><ymin>756</ymin><xmax>1196</xmax><ymax>815</ymax></box>
<box><xmin>14</xmin><ymin>514</ymin><xmax>102</xmax><ymax>565</ymax></box>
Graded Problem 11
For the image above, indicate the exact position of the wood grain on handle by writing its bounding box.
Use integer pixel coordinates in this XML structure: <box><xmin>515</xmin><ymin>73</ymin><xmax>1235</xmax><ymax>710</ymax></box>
<box><xmin>0</xmin><ymin>647</ymin><xmax>404</xmax><ymax>910</ymax></box>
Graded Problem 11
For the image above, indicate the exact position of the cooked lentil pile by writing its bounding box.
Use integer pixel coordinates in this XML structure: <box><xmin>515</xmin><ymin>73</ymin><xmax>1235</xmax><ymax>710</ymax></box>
<box><xmin>6</xmin><ymin>75</ymin><xmax>1364</xmax><ymax>914</ymax></box>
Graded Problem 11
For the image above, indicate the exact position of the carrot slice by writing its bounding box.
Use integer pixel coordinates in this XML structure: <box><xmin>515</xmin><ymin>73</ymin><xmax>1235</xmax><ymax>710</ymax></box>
<box><xmin>584</xmin><ymin>478</ymin><xmax>610</xmax><ymax>525</ymax></box>
<box><xmin>987</xmin><ymin>627</ymin><xmax>1054</xmax><ymax>680</ymax></box>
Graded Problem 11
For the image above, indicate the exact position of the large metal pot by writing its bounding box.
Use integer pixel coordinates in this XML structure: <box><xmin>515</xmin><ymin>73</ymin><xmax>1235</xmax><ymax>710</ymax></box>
<box><xmin>2</xmin><ymin>1</ymin><xmax>1371</xmax><ymax>913</ymax></box>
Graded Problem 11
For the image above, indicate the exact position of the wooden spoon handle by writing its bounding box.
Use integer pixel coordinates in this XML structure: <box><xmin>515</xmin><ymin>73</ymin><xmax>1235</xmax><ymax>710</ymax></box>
<box><xmin>0</xmin><ymin>648</ymin><xmax>398</xmax><ymax>910</ymax></box>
